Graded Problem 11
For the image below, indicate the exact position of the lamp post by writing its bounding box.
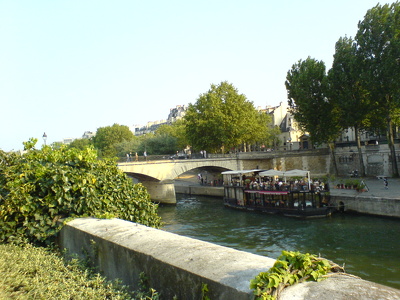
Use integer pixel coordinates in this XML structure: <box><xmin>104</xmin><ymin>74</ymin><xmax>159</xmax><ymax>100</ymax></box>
<box><xmin>42</xmin><ymin>132</ymin><xmax>47</xmax><ymax>146</ymax></box>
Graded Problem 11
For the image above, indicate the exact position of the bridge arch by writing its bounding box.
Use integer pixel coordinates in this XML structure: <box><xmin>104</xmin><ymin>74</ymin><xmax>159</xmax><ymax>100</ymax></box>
<box><xmin>118</xmin><ymin>158</ymin><xmax>241</xmax><ymax>204</ymax></box>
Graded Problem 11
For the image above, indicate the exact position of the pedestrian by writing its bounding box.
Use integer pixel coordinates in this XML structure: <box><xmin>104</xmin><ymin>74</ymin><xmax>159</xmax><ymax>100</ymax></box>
<box><xmin>144</xmin><ymin>151</ymin><xmax>147</xmax><ymax>161</ymax></box>
<box><xmin>135</xmin><ymin>152</ymin><xmax>138</xmax><ymax>162</ymax></box>
<box><xmin>384</xmin><ymin>178</ymin><xmax>388</xmax><ymax>189</ymax></box>
<box><xmin>126</xmin><ymin>153</ymin><xmax>130</xmax><ymax>162</ymax></box>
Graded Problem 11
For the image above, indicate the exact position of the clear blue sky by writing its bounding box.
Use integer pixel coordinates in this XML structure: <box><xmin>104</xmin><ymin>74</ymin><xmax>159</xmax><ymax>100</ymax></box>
<box><xmin>0</xmin><ymin>0</ymin><xmax>389</xmax><ymax>151</ymax></box>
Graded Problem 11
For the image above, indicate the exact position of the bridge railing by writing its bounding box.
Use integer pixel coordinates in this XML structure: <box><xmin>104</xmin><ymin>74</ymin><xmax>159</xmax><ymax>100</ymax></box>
<box><xmin>118</xmin><ymin>148</ymin><xmax>329</xmax><ymax>163</ymax></box>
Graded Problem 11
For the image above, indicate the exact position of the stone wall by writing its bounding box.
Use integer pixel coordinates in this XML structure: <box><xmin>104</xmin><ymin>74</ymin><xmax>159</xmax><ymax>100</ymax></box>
<box><xmin>333</xmin><ymin>195</ymin><xmax>400</xmax><ymax>218</ymax></box>
<box><xmin>58</xmin><ymin>218</ymin><xmax>400</xmax><ymax>299</ymax></box>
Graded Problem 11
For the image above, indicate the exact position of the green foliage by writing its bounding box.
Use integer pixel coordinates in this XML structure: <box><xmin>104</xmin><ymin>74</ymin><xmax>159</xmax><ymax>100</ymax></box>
<box><xmin>0</xmin><ymin>139</ymin><xmax>162</xmax><ymax>245</ymax></box>
<box><xmin>201</xmin><ymin>283</ymin><xmax>211</xmax><ymax>300</ymax></box>
<box><xmin>68</xmin><ymin>138</ymin><xmax>93</xmax><ymax>150</ymax></box>
<box><xmin>140</xmin><ymin>133</ymin><xmax>178</xmax><ymax>155</ymax></box>
<box><xmin>0</xmin><ymin>243</ymin><xmax>161</xmax><ymax>300</ymax></box>
<box><xmin>0</xmin><ymin>243</ymin><xmax>130</xmax><ymax>299</ymax></box>
<box><xmin>156</xmin><ymin>119</ymin><xmax>189</xmax><ymax>151</ymax></box>
<box><xmin>250</xmin><ymin>251</ymin><xmax>341</xmax><ymax>300</ymax></box>
<box><xmin>93</xmin><ymin>123</ymin><xmax>135</xmax><ymax>158</ymax></box>
<box><xmin>184</xmin><ymin>81</ymin><xmax>272</xmax><ymax>153</ymax></box>
<box><xmin>285</xmin><ymin>57</ymin><xmax>340</xmax><ymax>146</ymax></box>
<box><xmin>355</xmin><ymin>1</ymin><xmax>400</xmax><ymax>177</ymax></box>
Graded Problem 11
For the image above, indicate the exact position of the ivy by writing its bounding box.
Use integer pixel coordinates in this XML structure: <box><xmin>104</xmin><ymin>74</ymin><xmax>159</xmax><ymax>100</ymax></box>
<box><xmin>250</xmin><ymin>251</ymin><xmax>344</xmax><ymax>300</ymax></box>
<box><xmin>0</xmin><ymin>139</ymin><xmax>162</xmax><ymax>246</ymax></box>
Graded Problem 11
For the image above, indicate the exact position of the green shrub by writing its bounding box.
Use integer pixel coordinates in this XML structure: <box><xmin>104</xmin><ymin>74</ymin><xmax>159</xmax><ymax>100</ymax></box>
<box><xmin>0</xmin><ymin>139</ymin><xmax>162</xmax><ymax>245</ymax></box>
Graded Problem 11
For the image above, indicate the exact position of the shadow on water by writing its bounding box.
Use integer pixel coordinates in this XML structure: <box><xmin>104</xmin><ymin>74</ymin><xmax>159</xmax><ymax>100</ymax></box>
<box><xmin>158</xmin><ymin>194</ymin><xmax>400</xmax><ymax>289</ymax></box>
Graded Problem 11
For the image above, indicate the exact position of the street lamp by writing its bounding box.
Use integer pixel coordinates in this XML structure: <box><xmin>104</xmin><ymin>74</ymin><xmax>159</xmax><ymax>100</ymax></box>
<box><xmin>43</xmin><ymin>132</ymin><xmax>47</xmax><ymax>146</ymax></box>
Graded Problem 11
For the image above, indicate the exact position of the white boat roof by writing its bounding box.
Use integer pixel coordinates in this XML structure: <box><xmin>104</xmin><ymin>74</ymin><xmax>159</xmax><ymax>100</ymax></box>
<box><xmin>259</xmin><ymin>169</ymin><xmax>310</xmax><ymax>177</ymax></box>
<box><xmin>221</xmin><ymin>169</ymin><xmax>263</xmax><ymax>175</ymax></box>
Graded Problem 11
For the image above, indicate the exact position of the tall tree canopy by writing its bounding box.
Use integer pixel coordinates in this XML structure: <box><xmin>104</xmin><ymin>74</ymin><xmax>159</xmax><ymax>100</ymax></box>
<box><xmin>355</xmin><ymin>1</ymin><xmax>400</xmax><ymax>176</ymax></box>
<box><xmin>285</xmin><ymin>57</ymin><xmax>339</xmax><ymax>146</ymax></box>
<box><xmin>93</xmin><ymin>123</ymin><xmax>135</xmax><ymax>158</ymax></box>
<box><xmin>328</xmin><ymin>36</ymin><xmax>370</xmax><ymax>176</ymax></box>
<box><xmin>184</xmin><ymin>81</ymin><xmax>271</xmax><ymax>153</ymax></box>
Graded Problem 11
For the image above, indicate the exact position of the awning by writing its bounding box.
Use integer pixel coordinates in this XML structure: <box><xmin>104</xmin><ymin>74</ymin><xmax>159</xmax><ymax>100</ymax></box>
<box><xmin>259</xmin><ymin>169</ymin><xmax>311</xmax><ymax>190</ymax></box>
<box><xmin>221</xmin><ymin>169</ymin><xmax>263</xmax><ymax>175</ymax></box>
<box><xmin>259</xmin><ymin>169</ymin><xmax>285</xmax><ymax>177</ymax></box>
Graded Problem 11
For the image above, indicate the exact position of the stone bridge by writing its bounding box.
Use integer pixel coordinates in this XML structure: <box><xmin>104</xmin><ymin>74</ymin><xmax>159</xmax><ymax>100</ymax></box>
<box><xmin>118</xmin><ymin>158</ymin><xmax>242</xmax><ymax>204</ymax></box>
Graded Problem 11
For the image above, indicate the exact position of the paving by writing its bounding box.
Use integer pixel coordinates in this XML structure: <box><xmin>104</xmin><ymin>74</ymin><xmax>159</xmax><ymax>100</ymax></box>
<box><xmin>331</xmin><ymin>177</ymin><xmax>400</xmax><ymax>200</ymax></box>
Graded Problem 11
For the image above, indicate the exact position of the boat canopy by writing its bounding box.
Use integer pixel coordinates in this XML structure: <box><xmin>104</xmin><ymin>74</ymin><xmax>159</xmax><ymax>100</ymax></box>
<box><xmin>259</xmin><ymin>169</ymin><xmax>311</xmax><ymax>189</ymax></box>
<box><xmin>221</xmin><ymin>169</ymin><xmax>263</xmax><ymax>175</ymax></box>
<box><xmin>259</xmin><ymin>169</ymin><xmax>309</xmax><ymax>177</ymax></box>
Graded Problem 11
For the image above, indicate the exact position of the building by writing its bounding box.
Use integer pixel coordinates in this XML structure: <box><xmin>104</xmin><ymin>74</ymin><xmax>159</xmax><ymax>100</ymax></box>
<box><xmin>133</xmin><ymin>105</ymin><xmax>188</xmax><ymax>136</ymax></box>
<box><xmin>260</xmin><ymin>102</ymin><xmax>304</xmax><ymax>150</ymax></box>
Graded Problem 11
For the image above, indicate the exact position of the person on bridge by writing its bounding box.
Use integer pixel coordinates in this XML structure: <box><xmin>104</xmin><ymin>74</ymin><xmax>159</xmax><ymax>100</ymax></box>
<box><xmin>135</xmin><ymin>152</ymin><xmax>138</xmax><ymax>161</ymax></box>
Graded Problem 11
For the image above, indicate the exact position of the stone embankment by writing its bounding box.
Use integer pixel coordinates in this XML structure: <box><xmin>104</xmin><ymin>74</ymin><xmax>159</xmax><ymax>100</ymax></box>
<box><xmin>330</xmin><ymin>177</ymin><xmax>400</xmax><ymax>218</ymax></box>
<box><xmin>59</xmin><ymin>218</ymin><xmax>400</xmax><ymax>299</ymax></box>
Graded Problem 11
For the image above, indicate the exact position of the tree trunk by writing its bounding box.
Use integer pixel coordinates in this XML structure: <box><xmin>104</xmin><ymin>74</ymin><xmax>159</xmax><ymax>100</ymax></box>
<box><xmin>329</xmin><ymin>142</ymin><xmax>338</xmax><ymax>176</ymax></box>
<box><xmin>354</xmin><ymin>125</ymin><xmax>366</xmax><ymax>177</ymax></box>
<box><xmin>387</xmin><ymin>115</ymin><xmax>399</xmax><ymax>177</ymax></box>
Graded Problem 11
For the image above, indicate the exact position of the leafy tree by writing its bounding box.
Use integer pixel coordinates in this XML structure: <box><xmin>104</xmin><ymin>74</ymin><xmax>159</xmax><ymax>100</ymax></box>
<box><xmin>285</xmin><ymin>57</ymin><xmax>340</xmax><ymax>145</ymax></box>
<box><xmin>285</xmin><ymin>57</ymin><xmax>340</xmax><ymax>174</ymax></box>
<box><xmin>92</xmin><ymin>124</ymin><xmax>135</xmax><ymax>158</ymax></box>
<box><xmin>68</xmin><ymin>138</ymin><xmax>93</xmax><ymax>150</ymax></box>
<box><xmin>156</xmin><ymin>119</ymin><xmax>189</xmax><ymax>151</ymax></box>
<box><xmin>114</xmin><ymin>138</ymin><xmax>141</xmax><ymax>159</ymax></box>
<box><xmin>184</xmin><ymin>81</ymin><xmax>271</xmax><ymax>153</ymax></box>
<box><xmin>0</xmin><ymin>140</ymin><xmax>162</xmax><ymax>245</ymax></box>
<box><xmin>328</xmin><ymin>36</ymin><xmax>370</xmax><ymax>176</ymax></box>
<box><xmin>140</xmin><ymin>134</ymin><xmax>178</xmax><ymax>155</ymax></box>
<box><xmin>355</xmin><ymin>2</ymin><xmax>400</xmax><ymax>177</ymax></box>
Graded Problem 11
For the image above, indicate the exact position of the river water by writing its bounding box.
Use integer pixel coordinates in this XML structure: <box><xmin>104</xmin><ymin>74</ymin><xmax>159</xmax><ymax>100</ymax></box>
<box><xmin>157</xmin><ymin>194</ymin><xmax>400</xmax><ymax>289</ymax></box>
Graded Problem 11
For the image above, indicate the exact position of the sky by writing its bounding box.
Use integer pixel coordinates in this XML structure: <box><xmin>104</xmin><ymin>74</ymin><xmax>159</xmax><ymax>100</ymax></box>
<box><xmin>0</xmin><ymin>0</ymin><xmax>392</xmax><ymax>151</ymax></box>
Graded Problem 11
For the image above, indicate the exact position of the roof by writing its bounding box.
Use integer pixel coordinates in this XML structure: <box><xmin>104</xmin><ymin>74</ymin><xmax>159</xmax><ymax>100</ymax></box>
<box><xmin>221</xmin><ymin>169</ymin><xmax>263</xmax><ymax>175</ymax></box>
<box><xmin>259</xmin><ymin>169</ymin><xmax>309</xmax><ymax>177</ymax></box>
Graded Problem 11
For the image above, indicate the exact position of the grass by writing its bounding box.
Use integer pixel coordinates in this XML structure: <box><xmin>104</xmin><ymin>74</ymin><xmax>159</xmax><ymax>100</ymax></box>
<box><xmin>0</xmin><ymin>243</ymin><xmax>159</xmax><ymax>300</ymax></box>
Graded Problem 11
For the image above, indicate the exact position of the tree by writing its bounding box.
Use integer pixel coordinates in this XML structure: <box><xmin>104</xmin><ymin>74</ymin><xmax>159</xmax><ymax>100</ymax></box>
<box><xmin>355</xmin><ymin>2</ymin><xmax>400</xmax><ymax>177</ymax></box>
<box><xmin>285</xmin><ymin>57</ymin><xmax>340</xmax><ymax>145</ymax></box>
<box><xmin>285</xmin><ymin>57</ymin><xmax>340</xmax><ymax>174</ymax></box>
<box><xmin>68</xmin><ymin>138</ymin><xmax>93</xmax><ymax>150</ymax></box>
<box><xmin>184</xmin><ymin>81</ymin><xmax>270</xmax><ymax>153</ymax></box>
<box><xmin>156</xmin><ymin>119</ymin><xmax>189</xmax><ymax>151</ymax></box>
<box><xmin>328</xmin><ymin>36</ymin><xmax>370</xmax><ymax>176</ymax></box>
<box><xmin>93</xmin><ymin>124</ymin><xmax>135</xmax><ymax>158</ymax></box>
<box><xmin>0</xmin><ymin>140</ymin><xmax>161</xmax><ymax>245</ymax></box>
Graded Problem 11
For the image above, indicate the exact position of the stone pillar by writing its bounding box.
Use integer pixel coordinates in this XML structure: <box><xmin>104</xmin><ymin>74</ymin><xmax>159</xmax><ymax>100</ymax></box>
<box><xmin>141</xmin><ymin>179</ymin><xmax>176</xmax><ymax>204</ymax></box>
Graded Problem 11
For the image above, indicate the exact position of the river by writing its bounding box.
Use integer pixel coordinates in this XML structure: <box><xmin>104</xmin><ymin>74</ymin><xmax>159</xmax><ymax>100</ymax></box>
<box><xmin>157</xmin><ymin>194</ymin><xmax>400</xmax><ymax>290</ymax></box>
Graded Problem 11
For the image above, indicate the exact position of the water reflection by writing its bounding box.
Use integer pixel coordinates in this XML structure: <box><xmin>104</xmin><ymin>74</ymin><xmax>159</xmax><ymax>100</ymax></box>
<box><xmin>158</xmin><ymin>194</ymin><xmax>400</xmax><ymax>289</ymax></box>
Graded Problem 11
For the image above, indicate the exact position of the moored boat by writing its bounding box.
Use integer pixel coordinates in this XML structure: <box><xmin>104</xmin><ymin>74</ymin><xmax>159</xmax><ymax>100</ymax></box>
<box><xmin>222</xmin><ymin>169</ymin><xmax>336</xmax><ymax>218</ymax></box>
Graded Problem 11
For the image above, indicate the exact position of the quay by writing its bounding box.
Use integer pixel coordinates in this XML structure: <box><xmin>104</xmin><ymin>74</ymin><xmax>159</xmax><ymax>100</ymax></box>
<box><xmin>329</xmin><ymin>177</ymin><xmax>400</xmax><ymax>218</ymax></box>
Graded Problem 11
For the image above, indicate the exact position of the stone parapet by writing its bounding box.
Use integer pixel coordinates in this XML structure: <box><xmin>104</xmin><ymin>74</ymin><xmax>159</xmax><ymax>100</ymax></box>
<box><xmin>58</xmin><ymin>218</ymin><xmax>400</xmax><ymax>299</ymax></box>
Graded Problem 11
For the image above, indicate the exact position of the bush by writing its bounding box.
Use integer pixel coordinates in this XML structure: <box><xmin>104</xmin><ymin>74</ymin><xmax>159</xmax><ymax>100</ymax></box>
<box><xmin>0</xmin><ymin>139</ymin><xmax>162</xmax><ymax>245</ymax></box>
